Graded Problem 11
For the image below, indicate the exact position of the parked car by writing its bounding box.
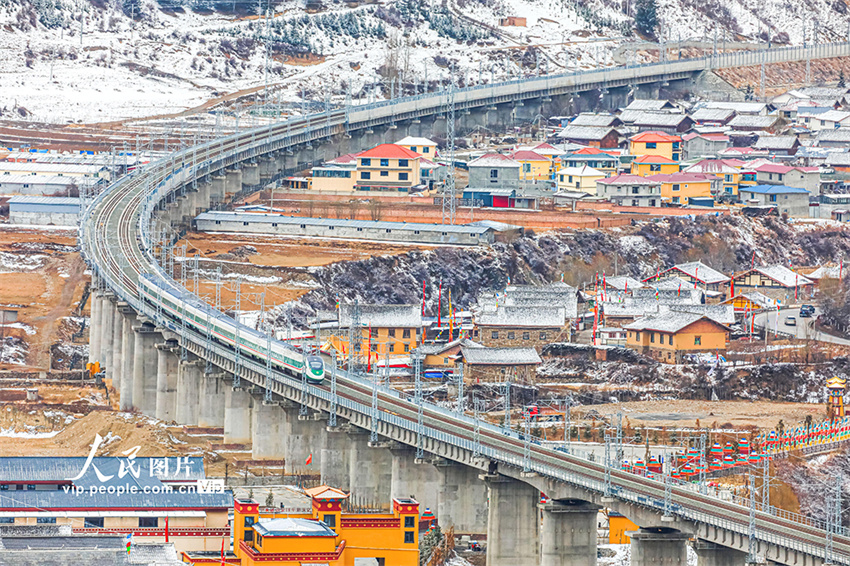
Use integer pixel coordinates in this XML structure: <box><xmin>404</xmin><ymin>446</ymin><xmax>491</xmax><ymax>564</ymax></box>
<box><xmin>785</xmin><ymin>316</ymin><xmax>797</xmax><ymax>326</ymax></box>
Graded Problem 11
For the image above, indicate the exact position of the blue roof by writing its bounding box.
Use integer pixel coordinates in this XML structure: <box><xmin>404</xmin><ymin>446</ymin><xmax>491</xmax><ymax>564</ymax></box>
<box><xmin>253</xmin><ymin>517</ymin><xmax>337</xmax><ymax>537</ymax></box>
<box><xmin>0</xmin><ymin>488</ymin><xmax>232</xmax><ymax>510</ymax></box>
<box><xmin>739</xmin><ymin>184</ymin><xmax>810</xmax><ymax>195</ymax></box>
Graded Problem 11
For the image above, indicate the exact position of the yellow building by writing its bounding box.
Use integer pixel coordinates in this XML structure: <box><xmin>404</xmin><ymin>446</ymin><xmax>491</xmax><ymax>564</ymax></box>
<box><xmin>683</xmin><ymin>159</ymin><xmax>744</xmax><ymax>198</ymax></box>
<box><xmin>624</xmin><ymin>313</ymin><xmax>729</xmax><ymax>364</ymax></box>
<box><xmin>721</xmin><ymin>290</ymin><xmax>775</xmax><ymax>313</ymax></box>
<box><xmin>329</xmin><ymin>303</ymin><xmax>423</xmax><ymax>359</ymax></box>
<box><xmin>355</xmin><ymin>144</ymin><xmax>422</xmax><ymax>193</ymax></box>
<box><xmin>215</xmin><ymin>487</ymin><xmax>420</xmax><ymax>566</ymax></box>
<box><xmin>628</xmin><ymin>131</ymin><xmax>682</xmax><ymax>161</ymax></box>
<box><xmin>630</xmin><ymin>155</ymin><xmax>679</xmax><ymax>176</ymax></box>
<box><xmin>311</xmin><ymin>153</ymin><xmax>360</xmax><ymax>192</ymax></box>
<box><xmin>607</xmin><ymin>512</ymin><xmax>639</xmax><ymax>544</ymax></box>
<box><xmin>645</xmin><ymin>172</ymin><xmax>713</xmax><ymax>205</ymax></box>
<box><xmin>509</xmin><ymin>150</ymin><xmax>552</xmax><ymax>182</ymax></box>
<box><xmin>395</xmin><ymin>136</ymin><xmax>438</xmax><ymax>158</ymax></box>
<box><xmin>556</xmin><ymin>165</ymin><xmax>605</xmax><ymax>194</ymax></box>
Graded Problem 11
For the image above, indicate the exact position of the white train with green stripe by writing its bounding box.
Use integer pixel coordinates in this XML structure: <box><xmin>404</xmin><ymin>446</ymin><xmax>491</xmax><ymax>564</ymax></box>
<box><xmin>139</xmin><ymin>273</ymin><xmax>325</xmax><ymax>384</ymax></box>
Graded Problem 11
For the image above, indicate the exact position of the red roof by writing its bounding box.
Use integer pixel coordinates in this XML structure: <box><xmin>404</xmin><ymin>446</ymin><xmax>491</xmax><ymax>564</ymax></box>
<box><xmin>358</xmin><ymin>144</ymin><xmax>422</xmax><ymax>159</ymax></box>
<box><xmin>533</xmin><ymin>142</ymin><xmax>557</xmax><ymax>150</ymax></box>
<box><xmin>509</xmin><ymin>150</ymin><xmax>550</xmax><ymax>161</ymax></box>
<box><xmin>646</xmin><ymin>173</ymin><xmax>714</xmax><ymax>183</ymax></box>
<box><xmin>633</xmin><ymin>155</ymin><xmax>678</xmax><ymax>164</ymax></box>
<box><xmin>327</xmin><ymin>152</ymin><xmax>363</xmax><ymax>164</ymax></box>
<box><xmin>598</xmin><ymin>174</ymin><xmax>660</xmax><ymax>185</ymax></box>
<box><xmin>755</xmin><ymin>163</ymin><xmax>794</xmax><ymax>174</ymax></box>
<box><xmin>630</xmin><ymin>131</ymin><xmax>681</xmax><ymax>143</ymax></box>
<box><xmin>572</xmin><ymin>147</ymin><xmax>620</xmax><ymax>156</ymax></box>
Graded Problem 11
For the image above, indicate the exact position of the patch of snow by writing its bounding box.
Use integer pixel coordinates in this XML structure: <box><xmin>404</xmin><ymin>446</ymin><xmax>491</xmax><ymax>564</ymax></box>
<box><xmin>0</xmin><ymin>427</ymin><xmax>61</xmax><ymax>439</ymax></box>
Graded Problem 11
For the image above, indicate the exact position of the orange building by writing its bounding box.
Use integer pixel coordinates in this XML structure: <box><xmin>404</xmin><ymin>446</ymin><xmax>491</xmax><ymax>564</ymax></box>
<box><xmin>624</xmin><ymin>313</ymin><xmax>730</xmax><ymax>363</ymax></box>
<box><xmin>183</xmin><ymin>487</ymin><xmax>421</xmax><ymax>566</ymax></box>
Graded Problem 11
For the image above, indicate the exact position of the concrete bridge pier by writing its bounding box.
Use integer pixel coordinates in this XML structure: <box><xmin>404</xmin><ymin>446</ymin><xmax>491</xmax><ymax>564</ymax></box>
<box><xmin>693</xmin><ymin>542</ymin><xmax>749</xmax><ymax>566</ymax></box>
<box><xmin>88</xmin><ymin>290</ymin><xmax>102</xmax><ymax>364</ymax></box>
<box><xmin>110</xmin><ymin>301</ymin><xmax>124</xmax><ymax>388</ymax></box>
<box><xmin>539</xmin><ymin>500</ymin><xmax>599</xmax><ymax>566</ymax></box>
<box><xmin>175</xmin><ymin>357</ymin><xmax>203</xmax><ymax>425</ymax></box>
<box><xmin>225</xmin><ymin>169</ymin><xmax>242</xmax><ymax>199</ymax></box>
<box><xmin>154</xmin><ymin>340</ymin><xmax>179</xmax><ymax>422</ymax></box>
<box><xmin>131</xmin><ymin>321</ymin><xmax>160</xmax><ymax>416</ymax></box>
<box><xmin>629</xmin><ymin>528</ymin><xmax>690</xmax><ymax>566</ymax></box>
<box><xmin>118</xmin><ymin>308</ymin><xmax>136</xmax><ymax>411</ymax></box>
<box><xmin>482</xmin><ymin>474</ymin><xmax>539</xmax><ymax>566</ymax></box>
<box><xmin>390</xmin><ymin>447</ymin><xmax>440</xmax><ymax>516</ymax></box>
<box><xmin>435</xmin><ymin>461</ymin><xmax>487</xmax><ymax>534</ymax></box>
<box><xmin>210</xmin><ymin>174</ymin><xmax>226</xmax><ymax>205</ymax></box>
<box><xmin>241</xmin><ymin>162</ymin><xmax>260</xmax><ymax>189</ymax></box>
<box><xmin>224</xmin><ymin>385</ymin><xmax>253</xmax><ymax>445</ymax></box>
<box><xmin>275</xmin><ymin>153</ymin><xmax>288</xmax><ymax>176</ymax></box>
<box><xmin>282</xmin><ymin>405</ymin><xmax>324</xmax><ymax>475</ymax></box>
<box><xmin>258</xmin><ymin>157</ymin><xmax>276</xmax><ymax>183</ymax></box>
<box><xmin>101</xmin><ymin>296</ymin><xmax>115</xmax><ymax>375</ymax></box>
<box><xmin>195</xmin><ymin>181</ymin><xmax>211</xmax><ymax>214</ymax></box>
<box><xmin>348</xmin><ymin>430</ymin><xmax>392</xmax><ymax>509</ymax></box>
<box><xmin>251</xmin><ymin>400</ymin><xmax>285</xmax><ymax>460</ymax></box>
<box><xmin>198</xmin><ymin>371</ymin><xmax>227</xmax><ymax>428</ymax></box>
<box><xmin>321</xmin><ymin>425</ymin><xmax>351</xmax><ymax>490</ymax></box>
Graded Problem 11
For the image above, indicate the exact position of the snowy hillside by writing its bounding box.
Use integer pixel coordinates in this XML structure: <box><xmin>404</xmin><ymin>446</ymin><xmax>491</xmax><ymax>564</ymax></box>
<box><xmin>0</xmin><ymin>0</ymin><xmax>848</xmax><ymax>124</ymax></box>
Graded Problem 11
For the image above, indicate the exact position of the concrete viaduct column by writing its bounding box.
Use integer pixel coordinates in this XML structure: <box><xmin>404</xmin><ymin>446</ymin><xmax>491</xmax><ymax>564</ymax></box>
<box><xmin>348</xmin><ymin>430</ymin><xmax>392</xmax><ymax>509</ymax></box>
<box><xmin>629</xmin><ymin>528</ymin><xmax>690</xmax><ymax>566</ymax></box>
<box><xmin>175</xmin><ymin>357</ymin><xmax>203</xmax><ymax>425</ymax></box>
<box><xmin>195</xmin><ymin>181</ymin><xmax>211</xmax><ymax>214</ymax></box>
<box><xmin>539</xmin><ymin>500</ymin><xmax>599</xmax><ymax>566</ymax></box>
<box><xmin>225</xmin><ymin>168</ymin><xmax>242</xmax><ymax>199</ymax></box>
<box><xmin>131</xmin><ymin>321</ymin><xmax>160</xmax><ymax>416</ymax></box>
<box><xmin>258</xmin><ymin>157</ymin><xmax>276</xmax><ymax>183</ymax></box>
<box><xmin>110</xmin><ymin>302</ymin><xmax>124</xmax><ymax>388</ymax></box>
<box><xmin>321</xmin><ymin>425</ymin><xmax>351</xmax><ymax>490</ymax></box>
<box><xmin>390</xmin><ymin>447</ymin><xmax>439</xmax><ymax>514</ymax></box>
<box><xmin>154</xmin><ymin>340</ymin><xmax>179</xmax><ymax>422</ymax></box>
<box><xmin>119</xmin><ymin>308</ymin><xmax>136</xmax><ymax>411</ymax></box>
<box><xmin>694</xmin><ymin>542</ymin><xmax>748</xmax><ymax>566</ymax></box>
<box><xmin>251</xmin><ymin>400</ymin><xmax>285</xmax><ymax>460</ymax></box>
<box><xmin>88</xmin><ymin>291</ymin><xmax>102</xmax><ymax>364</ymax></box>
<box><xmin>224</xmin><ymin>384</ymin><xmax>253</xmax><ymax>445</ymax></box>
<box><xmin>281</xmin><ymin>405</ymin><xmax>323</xmax><ymax>475</ymax></box>
<box><xmin>210</xmin><ymin>174</ymin><xmax>226</xmax><ymax>205</ymax></box>
<box><xmin>482</xmin><ymin>474</ymin><xmax>539</xmax><ymax>566</ymax></box>
<box><xmin>436</xmin><ymin>462</ymin><xmax>488</xmax><ymax>534</ymax></box>
<box><xmin>241</xmin><ymin>163</ymin><xmax>259</xmax><ymax>189</ymax></box>
<box><xmin>198</xmin><ymin>371</ymin><xmax>226</xmax><ymax>428</ymax></box>
<box><xmin>101</xmin><ymin>297</ymin><xmax>115</xmax><ymax>374</ymax></box>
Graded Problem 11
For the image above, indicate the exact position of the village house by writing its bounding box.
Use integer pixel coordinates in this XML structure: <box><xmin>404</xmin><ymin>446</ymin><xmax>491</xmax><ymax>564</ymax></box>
<box><xmin>702</xmin><ymin>101</ymin><xmax>772</xmax><ymax>115</ymax></box>
<box><xmin>509</xmin><ymin>150</ymin><xmax>553</xmax><ymax>183</ymax></box>
<box><xmin>459</xmin><ymin>345</ymin><xmax>542</xmax><ymax>384</ymax></box>
<box><xmin>569</xmin><ymin>113</ymin><xmax>624</xmax><ymax>128</ymax></box>
<box><xmin>752</xmin><ymin>136</ymin><xmax>801</xmax><ymax>156</ymax></box>
<box><xmin>596</xmin><ymin>174</ymin><xmax>662</xmax><ymax>207</ymax></box>
<box><xmin>630</xmin><ymin>155</ymin><xmax>680</xmax><ymax>176</ymax></box>
<box><xmin>395</xmin><ymin>136</ymin><xmax>438</xmax><ymax>157</ymax></box>
<box><xmin>805</xmin><ymin>109</ymin><xmax>850</xmax><ymax>131</ymax></box>
<box><xmin>625</xmin><ymin>99</ymin><xmax>679</xmax><ymax>112</ymax></box>
<box><xmin>623</xmin><ymin>111</ymin><xmax>694</xmax><ymax>134</ymax></box>
<box><xmin>643</xmin><ymin>261</ymin><xmax>730</xmax><ymax>292</ymax></box>
<box><xmin>689</xmin><ymin>107</ymin><xmax>736</xmax><ymax>126</ymax></box>
<box><xmin>730</xmin><ymin>265</ymin><xmax>815</xmax><ymax>301</ymax></box>
<box><xmin>738</xmin><ymin>185</ymin><xmax>811</xmax><ymax>217</ymax></box>
<box><xmin>816</xmin><ymin>129</ymin><xmax>850</xmax><ymax>147</ymax></box>
<box><xmin>310</xmin><ymin>153</ymin><xmax>360</xmax><ymax>192</ymax></box>
<box><xmin>752</xmin><ymin>163</ymin><xmax>820</xmax><ymax>194</ymax></box>
<box><xmin>684</xmin><ymin>159</ymin><xmax>744</xmax><ymax>197</ymax></box>
<box><xmin>629</xmin><ymin>131</ymin><xmax>682</xmax><ymax>161</ymax></box>
<box><xmin>354</xmin><ymin>144</ymin><xmax>422</xmax><ymax>193</ymax></box>
<box><xmin>646</xmin><ymin>172</ymin><xmax>714</xmax><ymax>205</ymax></box>
<box><xmin>415</xmin><ymin>338</ymin><xmax>479</xmax><ymax>377</ymax></box>
<box><xmin>473</xmin><ymin>305</ymin><xmax>568</xmax><ymax>350</ymax></box>
<box><xmin>721</xmin><ymin>290</ymin><xmax>777</xmax><ymax>313</ymax></box>
<box><xmin>466</xmin><ymin>153</ymin><xmax>521</xmax><ymax>190</ymax></box>
<box><xmin>557</xmin><ymin>125</ymin><xmax>620</xmax><ymax>148</ymax></box>
<box><xmin>334</xmin><ymin>303</ymin><xmax>423</xmax><ymax>357</ymax></box>
<box><xmin>625</xmin><ymin>313</ymin><xmax>730</xmax><ymax>364</ymax></box>
<box><xmin>681</xmin><ymin>133</ymin><xmax>730</xmax><ymax>160</ymax></box>
<box><xmin>561</xmin><ymin>149</ymin><xmax>621</xmax><ymax>176</ymax></box>
<box><xmin>727</xmin><ymin>115</ymin><xmax>782</xmax><ymax>133</ymax></box>
<box><xmin>556</xmin><ymin>165</ymin><xmax>606</xmax><ymax>194</ymax></box>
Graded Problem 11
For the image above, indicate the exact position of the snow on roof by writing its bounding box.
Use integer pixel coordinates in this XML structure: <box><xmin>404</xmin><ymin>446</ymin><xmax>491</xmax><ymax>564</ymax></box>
<box><xmin>509</xmin><ymin>150</ymin><xmax>550</xmax><ymax>161</ymax></box>
<box><xmin>703</xmin><ymin>101</ymin><xmax>769</xmax><ymax>114</ymax></box>
<box><xmin>358</xmin><ymin>144</ymin><xmax>421</xmax><ymax>159</ymax></box>
<box><xmin>597</xmin><ymin>174</ymin><xmax>661</xmax><ymax>185</ymax></box>
<box><xmin>670</xmin><ymin>304</ymin><xmax>736</xmax><ymax>325</ymax></box>
<box><xmin>467</xmin><ymin>153</ymin><xmax>521</xmax><ymax>167</ymax></box>
<box><xmin>807</xmin><ymin>265</ymin><xmax>842</xmax><ymax>279</ymax></box>
<box><xmin>684</xmin><ymin>160</ymin><xmax>740</xmax><ymax>175</ymax></box>
<box><xmin>816</xmin><ymin>129</ymin><xmax>850</xmax><ymax>143</ymax></box>
<box><xmin>476</xmin><ymin>305</ymin><xmax>567</xmax><ymax>327</ymax></box>
<box><xmin>629</xmin><ymin>111</ymin><xmax>692</xmax><ymax>127</ymax></box>
<box><xmin>570</xmin><ymin>114</ymin><xmax>621</xmax><ymax>127</ymax></box>
<box><xmin>558</xmin><ymin>125</ymin><xmax>617</xmax><ymax>141</ymax></box>
<box><xmin>723</xmin><ymin>290</ymin><xmax>775</xmax><ymax>308</ymax></box>
<box><xmin>753</xmin><ymin>136</ymin><xmax>799</xmax><ymax>149</ymax></box>
<box><xmin>625</xmin><ymin>312</ymin><xmax>729</xmax><ymax>333</ymax></box>
<box><xmin>556</xmin><ymin>165</ymin><xmax>605</xmax><ymax>176</ymax></box>
<box><xmin>461</xmin><ymin>346</ymin><xmax>542</xmax><ymax>365</ymax></box>
<box><xmin>630</xmin><ymin>131</ymin><xmax>681</xmax><ymax>143</ymax></box>
<box><xmin>728</xmin><ymin>115</ymin><xmax>779</xmax><ymax>128</ymax></box>
<box><xmin>649</xmin><ymin>261</ymin><xmax>729</xmax><ymax>285</ymax></box>
<box><xmin>814</xmin><ymin>110</ymin><xmax>850</xmax><ymax>123</ymax></box>
<box><xmin>825</xmin><ymin>152</ymin><xmax>850</xmax><ymax>165</ymax></box>
<box><xmin>799</xmin><ymin>86</ymin><xmax>850</xmax><ymax>98</ymax></box>
<box><xmin>396</xmin><ymin>136</ymin><xmax>437</xmax><ymax>146</ymax></box>
<box><xmin>339</xmin><ymin>304</ymin><xmax>422</xmax><ymax>328</ymax></box>
<box><xmin>690</xmin><ymin>108</ymin><xmax>736</xmax><ymax>122</ymax></box>
<box><xmin>625</xmin><ymin>99</ymin><xmax>676</xmax><ymax>111</ymax></box>
<box><xmin>739</xmin><ymin>184</ymin><xmax>810</xmax><ymax>195</ymax></box>
<box><xmin>744</xmin><ymin>265</ymin><xmax>814</xmax><ymax>287</ymax></box>
<box><xmin>682</xmin><ymin>132</ymin><xmax>729</xmax><ymax>142</ymax></box>
<box><xmin>604</xmin><ymin>275</ymin><xmax>644</xmax><ymax>291</ymax></box>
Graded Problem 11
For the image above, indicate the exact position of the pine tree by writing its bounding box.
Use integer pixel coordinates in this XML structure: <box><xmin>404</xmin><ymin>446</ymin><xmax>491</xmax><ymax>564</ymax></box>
<box><xmin>634</xmin><ymin>0</ymin><xmax>658</xmax><ymax>39</ymax></box>
<box><xmin>839</xmin><ymin>70</ymin><xmax>846</xmax><ymax>88</ymax></box>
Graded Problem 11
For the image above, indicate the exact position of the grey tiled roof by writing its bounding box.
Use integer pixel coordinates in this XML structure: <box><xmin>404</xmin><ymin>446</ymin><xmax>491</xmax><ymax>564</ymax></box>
<box><xmin>461</xmin><ymin>346</ymin><xmax>542</xmax><ymax>365</ymax></box>
<box><xmin>624</xmin><ymin>312</ymin><xmax>729</xmax><ymax>333</ymax></box>
<box><xmin>477</xmin><ymin>306</ymin><xmax>566</xmax><ymax>328</ymax></box>
<box><xmin>339</xmin><ymin>304</ymin><xmax>422</xmax><ymax>328</ymax></box>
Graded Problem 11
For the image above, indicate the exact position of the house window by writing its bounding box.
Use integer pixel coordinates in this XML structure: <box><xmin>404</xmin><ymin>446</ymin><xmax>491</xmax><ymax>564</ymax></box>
<box><xmin>371</xmin><ymin>344</ymin><xmax>377</xmax><ymax>352</ymax></box>
<box><xmin>410</xmin><ymin>147</ymin><xmax>416</xmax><ymax>152</ymax></box>
<box><xmin>380</xmin><ymin>171</ymin><xmax>389</xmax><ymax>177</ymax></box>
<box><xmin>404</xmin><ymin>531</ymin><xmax>415</xmax><ymax>544</ymax></box>
<box><xmin>84</xmin><ymin>517</ymin><xmax>105</xmax><ymax>528</ymax></box>
<box><xmin>632</xmin><ymin>187</ymin><xmax>640</xmax><ymax>194</ymax></box>
<box><xmin>523</xmin><ymin>163</ymin><xmax>531</xmax><ymax>172</ymax></box>
<box><xmin>139</xmin><ymin>517</ymin><xmax>158</xmax><ymax>528</ymax></box>
<box><xmin>523</xmin><ymin>332</ymin><xmax>530</xmax><ymax>340</ymax></box>
<box><xmin>357</xmin><ymin>227</ymin><xmax>363</xmax><ymax>231</ymax></box>
<box><xmin>399</xmin><ymin>159</ymin><xmax>409</xmax><ymax>167</ymax></box>
<box><xmin>650</xmin><ymin>333</ymin><xmax>655</xmax><ymax>343</ymax></box>
<box><xmin>770</xmin><ymin>195</ymin><xmax>777</xmax><ymax>202</ymax></box>
<box><xmin>672</xmin><ymin>197</ymin><xmax>680</xmax><ymax>204</ymax></box>
<box><xmin>491</xmin><ymin>331</ymin><xmax>499</xmax><ymax>339</ymax></box>
<box><xmin>403</xmin><ymin>329</ymin><xmax>411</xmax><ymax>339</ymax></box>
<box><xmin>724</xmin><ymin>174</ymin><xmax>732</xmax><ymax>182</ymax></box>
<box><xmin>539</xmin><ymin>332</ymin><xmax>547</xmax><ymax>340</ymax></box>
<box><xmin>507</xmin><ymin>332</ymin><xmax>515</xmax><ymax>339</ymax></box>
<box><xmin>694</xmin><ymin>336</ymin><xmax>702</xmax><ymax>345</ymax></box>
<box><xmin>490</xmin><ymin>169</ymin><xmax>498</xmax><ymax>178</ymax></box>
<box><xmin>399</xmin><ymin>173</ymin><xmax>408</xmax><ymax>181</ymax></box>
<box><xmin>361</xmin><ymin>158</ymin><xmax>371</xmax><ymax>166</ymax></box>
<box><xmin>0</xmin><ymin>518</ymin><xmax>13</xmax><ymax>524</ymax></box>
<box><xmin>404</xmin><ymin>516</ymin><xmax>416</xmax><ymax>528</ymax></box>
<box><xmin>380</xmin><ymin>159</ymin><xmax>389</xmax><ymax>166</ymax></box>
<box><xmin>635</xmin><ymin>332</ymin><xmax>640</xmax><ymax>341</ymax></box>
<box><xmin>243</xmin><ymin>222</ymin><xmax>249</xmax><ymax>226</ymax></box>
<box><xmin>361</xmin><ymin>172</ymin><xmax>371</xmax><ymax>180</ymax></box>
<box><xmin>323</xmin><ymin>514</ymin><xmax>336</xmax><ymax>528</ymax></box>
<box><xmin>245</xmin><ymin>530</ymin><xmax>254</xmax><ymax>543</ymax></box>
<box><xmin>388</xmin><ymin>329</ymin><xmax>396</xmax><ymax>337</ymax></box>
<box><xmin>672</xmin><ymin>184</ymin><xmax>680</xmax><ymax>191</ymax></box>
<box><xmin>404</xmin><ymin>344</ymin><xmax>410</xmax><ymax>352</ymax></box>
<box><xmin>672</xmin><ymin>153</ymin><xmax>679</xmax><ymax>161</ymax></box>
<box><xmin>650</xmin><ymin>164</ymin><xmax>661</xmax><ymax>171</ymax></box>
<box><xmin>423</xmin><ymin>147</ymin><xmax>430</xmax><ymax>153</ymax></box>
<box><xmin>645</xmin><ymin>142</ymin><xmax>657</xmax><ymax>149</ymax></box>
<box><xmin>37</xmin><ymin>517</ymin><xmax>56</xmax><ymax>524</ymax></box>
<box><xmin>568</xmin><ymin>176</ymin><xmax>573</xmax><ymax>183</ymax></box>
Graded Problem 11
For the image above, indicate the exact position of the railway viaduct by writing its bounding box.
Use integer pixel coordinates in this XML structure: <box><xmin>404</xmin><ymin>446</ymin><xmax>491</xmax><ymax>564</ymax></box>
<box><xmin>83</xmin><ymin>43</ymin><xmax>850</xmax><ymax>566</ymax></box>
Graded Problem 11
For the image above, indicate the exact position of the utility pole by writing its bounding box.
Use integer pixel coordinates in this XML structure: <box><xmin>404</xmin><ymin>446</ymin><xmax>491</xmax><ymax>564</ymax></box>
<box><xmin>503</xmin><ymin>380</ymin><xmax>511</xmax><ymax>430</ymax></box>
<box><xmin>748</xmin><ymin>472</ymin><xmax>758</xmax><ymax>564</ymax></box>
<box><xmin>414</xmin><ymin>352</ymin><xmax>424</xmax><ymax>459</ymax></box>
<box><xmin>442</xmin><ymin>72</ymin><xmax>457</xmax><ymax>225</ymax></box>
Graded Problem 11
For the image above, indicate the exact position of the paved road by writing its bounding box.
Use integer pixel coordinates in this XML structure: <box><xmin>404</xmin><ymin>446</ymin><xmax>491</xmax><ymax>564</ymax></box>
<box><xmin>754</xmin><ymin>306</ymin><xmax>850</xmax><ymax>346</ymax></box>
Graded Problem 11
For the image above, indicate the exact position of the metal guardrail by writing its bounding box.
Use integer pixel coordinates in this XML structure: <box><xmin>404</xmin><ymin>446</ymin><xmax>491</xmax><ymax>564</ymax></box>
<box><xmin>79</xmin><ymin>42</ymin><xmax>850</xmax><ymax>564</ymax></box>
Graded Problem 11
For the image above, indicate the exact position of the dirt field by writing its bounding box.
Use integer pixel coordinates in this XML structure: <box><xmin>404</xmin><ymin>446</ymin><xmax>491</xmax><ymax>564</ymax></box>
<box><xmin>0</xmin><ymin>226</ymin><xmax>88</xmax><ymax>371</ymax></box>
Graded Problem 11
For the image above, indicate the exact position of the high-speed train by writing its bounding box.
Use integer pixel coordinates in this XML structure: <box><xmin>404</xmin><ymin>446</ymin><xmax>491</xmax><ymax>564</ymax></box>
<box><xmin>138</xmin><ymin>273</ymin><xmax>325</xmax><ymax>384</ymax></box>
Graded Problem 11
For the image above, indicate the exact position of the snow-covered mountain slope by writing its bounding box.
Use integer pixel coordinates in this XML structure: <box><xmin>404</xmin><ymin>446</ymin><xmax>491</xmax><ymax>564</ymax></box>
<box><xmin>0</xmin><ymin>0</ymin><xmax>847</xmax><ymax>125</ymax></box>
